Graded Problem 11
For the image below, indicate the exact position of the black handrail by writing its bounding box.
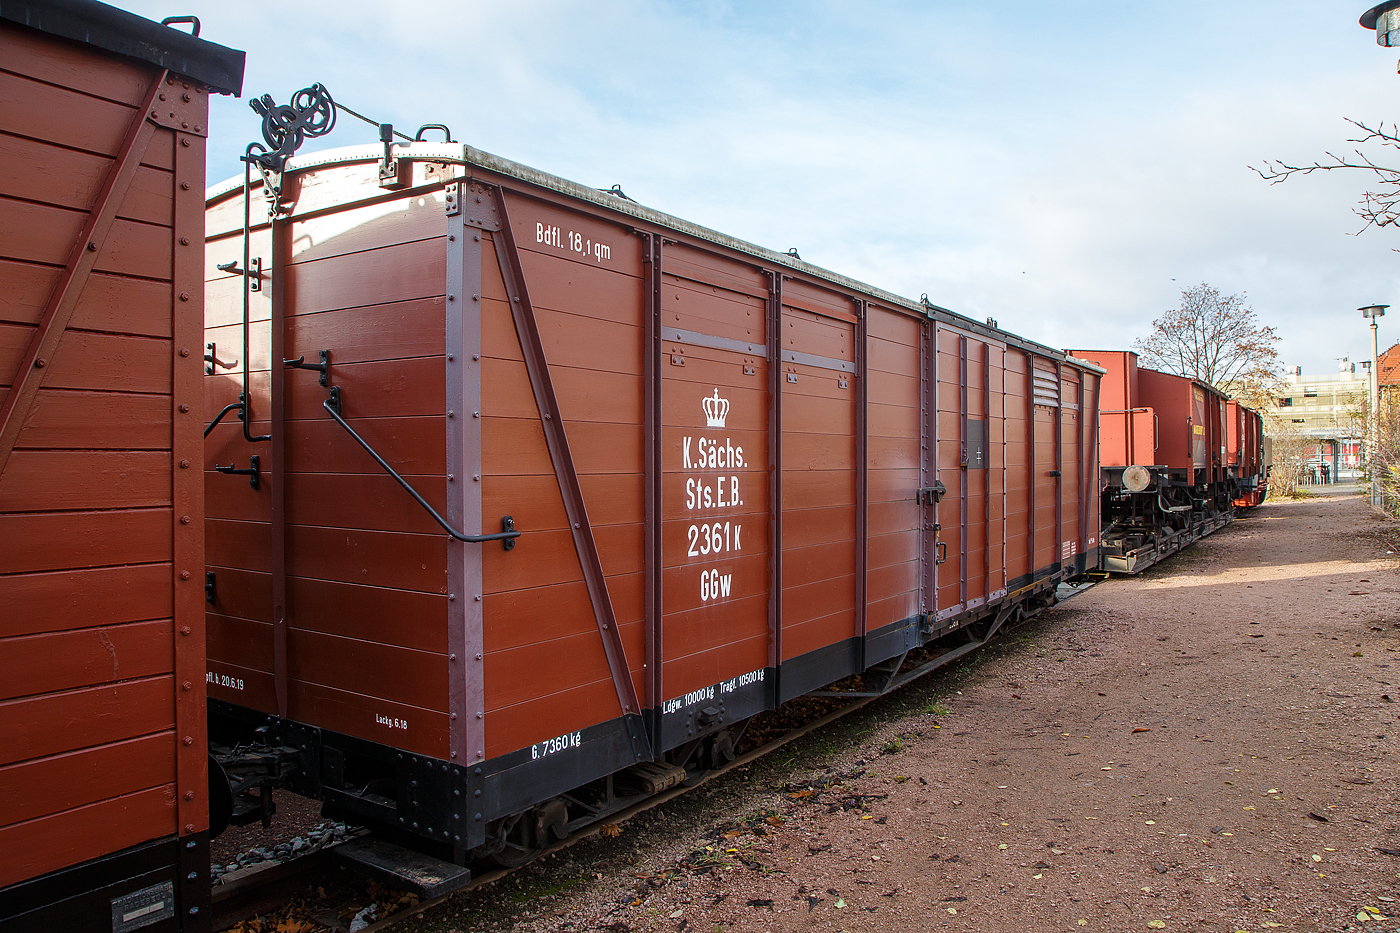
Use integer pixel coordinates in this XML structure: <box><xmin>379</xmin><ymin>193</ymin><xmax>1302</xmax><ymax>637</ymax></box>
<box><xmin>321</xmin><ymin>390</ymin><xmax>520</xmax><ymax>547</ymax></box>
<box><xmin>205</xmin><ymin>399</ymin><xmax>244</xmax><ymax>438</ymax></box>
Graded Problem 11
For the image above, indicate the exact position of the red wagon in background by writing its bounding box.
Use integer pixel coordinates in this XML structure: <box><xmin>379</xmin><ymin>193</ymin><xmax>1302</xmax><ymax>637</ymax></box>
<box><xmin>200</xmin><ymin>102</ymin><xmax>1102</xmax><ymax>877</ymax></box>
<box><xmin>1069</xmin><ymin>349</ymin><xmax>1264</xmax><ymax>573</ymax></box>
<box><xmin>0</xmin><ymin>2</ymin><xmax>242</xmax><ymax>931</ymax></box>
<box><xmin>1226</xmin><ymin>400</ymin><xmax>1268</xmax><ymax>508</ymax></box>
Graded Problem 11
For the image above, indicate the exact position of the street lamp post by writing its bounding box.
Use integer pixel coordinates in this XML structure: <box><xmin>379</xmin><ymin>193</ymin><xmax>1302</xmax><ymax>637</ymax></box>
<box><xmin>1361</xmin><ymin>304</ymin><xmax>1388</xmax><ymax>506</ymax></box>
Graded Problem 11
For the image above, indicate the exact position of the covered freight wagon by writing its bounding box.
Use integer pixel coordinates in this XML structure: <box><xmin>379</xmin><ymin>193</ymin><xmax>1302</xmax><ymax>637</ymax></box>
<box><xmin>203</xmin><ymin>117</ymin><xmax>1101</xmax><ymax>872</ymax></box>
<box><xmin>0</xmin><ymin>2</ymin><xmax>243</xmax><ymax>932</ymax></box>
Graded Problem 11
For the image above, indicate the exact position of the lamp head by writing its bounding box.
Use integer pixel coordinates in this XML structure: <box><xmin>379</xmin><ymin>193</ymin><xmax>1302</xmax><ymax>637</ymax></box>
<box><xmin>1361</xmin><ymin>304</ymin><xmax>1389</xmax><ymax>319</ymax></box>
<box><xmin>1363</xmin><ymin>2</ymin><xmax>1400</xmax><ymax>45</ymax></box>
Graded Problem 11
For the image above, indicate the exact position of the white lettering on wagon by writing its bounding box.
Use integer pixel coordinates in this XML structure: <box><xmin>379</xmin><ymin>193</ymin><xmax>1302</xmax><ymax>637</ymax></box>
<box><xmin>206</xmin><ymin>671</ymin><xmax>244</xmax><ymax>691</ymax></box>
<box><xmin>376</xmin><ymin>714</ymin><xmax>409</xmax><ymax>731</ymax></box>
<box><xmin>531</xmin><ymin>730</ymin><xmax>582</xmax><ymax>760</ymax></box>
<box><xmin>536</xmin><ymin>222</ymin><xmax>612</xmax><ymax>263</ymax></box>
<box><xmin>661</xmin><ymin>668</ymin><xmax>764</xmax><ymax>716</ymax></box>
<box><xmin>680</xmin><ymin>389</ymin><xmax>745</xmax><ymax>603</ymax></box>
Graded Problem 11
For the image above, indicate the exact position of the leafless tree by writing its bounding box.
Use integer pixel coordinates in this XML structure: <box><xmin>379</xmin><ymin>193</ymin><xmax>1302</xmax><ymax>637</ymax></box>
<box><xmin>1133</xmin><ymin>283</ymin><xmax>1281</xmax><ymax>394</ymax></box>
<box><xmin>1252</xmin><ymin>119</ymin><xmax>1400</xmax><ymax>232</ymax></box>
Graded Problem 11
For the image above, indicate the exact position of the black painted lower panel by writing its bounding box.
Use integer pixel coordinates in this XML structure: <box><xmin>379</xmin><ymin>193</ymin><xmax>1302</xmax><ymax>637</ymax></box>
<box><xmin>778</xmin><ymin>637</ymin><xmax>860</xmax><ymax>704</ymax></box>
<box><xmin>0</xmin><ymin>834</ymin><xmax>208</xmax><ymax>933</ymax></box>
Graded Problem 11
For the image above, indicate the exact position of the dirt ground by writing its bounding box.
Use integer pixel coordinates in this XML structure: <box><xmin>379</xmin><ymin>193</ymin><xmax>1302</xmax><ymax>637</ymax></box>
<box><xmin>404</xmin><ymin>488</ymin><xmax>1400</xmax><ymax>933</ymax></box>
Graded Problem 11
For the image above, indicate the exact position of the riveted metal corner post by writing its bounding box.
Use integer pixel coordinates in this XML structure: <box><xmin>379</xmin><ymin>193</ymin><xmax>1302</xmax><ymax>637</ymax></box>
<box><xmin>172</xmin><ymin>89</ymin><xmax>212</xmax><ymax>933</ymax></box>
<box><xmin>0</xmin><ymin>71</ymin><xmax>165</xmax><ymax>475</ymax></box>
<box><xmin>643</xmin><ymin>231</ymin><xmax>664</xmax><ymax>745</ymax></box>
<box><xmin>1054</xmin><ymin>360</ymin><xmax>1064</xmax><ymax>571</ymax></box>
<box><xmin>959</xmin><ymin>335</ymin><xmax>968</xmax><ymax>611</ymax></box>
<box><xmin>854</xmin><ymin>299</ymin><xmax>868</xmax><ymax>667</ymax></box>
<box><xmin>270</xmin><ymin>193</ymin><xmax>290</xmax><ymax>720</ymax></box>
<box><xmin>919</xmin><ymin>321</ymin><xmax>932</xmax><ymax>615</ymax></box>
<box><xmin>1025</xmin><ymin>350</ymin><xmax>1036</xmax><ymax>574</ymax></box>
<box><xmin>766</xmin><ymin>271</ymin><xmax>784</xmax><ymax>695</ymax></box>
<box><xmin>488</xmin><ymin>186</ymin><xmax>651</xmax><ymax>762</ymax></box>
<box><xmin>983</xmin><ymin>342</ymin><xmax>993</xmax><ymax>598</ymax></box>
<box><xmin>445</xmin><ymin>181</ymin><xmax>487</xmax><ymax>772</ymax></box>
<box><xmin>1082</xmin><ymin>371</ymin><xmax>1100</xmax><ymax>559</ymax></box>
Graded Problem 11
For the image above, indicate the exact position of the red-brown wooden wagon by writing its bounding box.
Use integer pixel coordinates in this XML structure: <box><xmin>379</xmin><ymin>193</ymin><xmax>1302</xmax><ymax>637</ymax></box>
<box><xmin>0</xmin><ymin>2</ymin><xmax>242</xmax><ymax>931</ymax></box>
<box><xmin>1226</xmin><ymin>400</ymin><xmax>1268</xmax><ymax>508</ymax></box>
<box><xmin>202</xmin><ymin>104</ymin><xmax>1101</xmax><ymax>876</ymax></box>
<box><xmin>1068</xmin><ymin>349</ymin><xmax>1256</xmax><ymax>573</ymax></box>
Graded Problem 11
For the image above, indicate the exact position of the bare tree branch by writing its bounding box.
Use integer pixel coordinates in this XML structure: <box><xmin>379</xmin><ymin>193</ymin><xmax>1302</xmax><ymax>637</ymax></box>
<box><xmin>1250</xmin><ymin>118</ymin><xmax>1400</xmax><ymax>233</ymax></box>
<box><xmin>1132</xmin><ymin>283</ymin><xmax>1281</xmax><ymax>397</ymax></box>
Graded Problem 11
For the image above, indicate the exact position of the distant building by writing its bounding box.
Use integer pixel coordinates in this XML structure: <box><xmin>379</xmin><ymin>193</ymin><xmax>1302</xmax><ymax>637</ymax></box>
<box><xmin>1276</xmin><ymin>360</ymin><xmax>1366</xmax><ymax>478</ymax></box>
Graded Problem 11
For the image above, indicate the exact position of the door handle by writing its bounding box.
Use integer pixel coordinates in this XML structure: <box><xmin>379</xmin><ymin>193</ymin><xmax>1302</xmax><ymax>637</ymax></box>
<box><xmin>935</xmin><ymin>541</ymin><xmax>947</xmax><ymax>564</ymax></box>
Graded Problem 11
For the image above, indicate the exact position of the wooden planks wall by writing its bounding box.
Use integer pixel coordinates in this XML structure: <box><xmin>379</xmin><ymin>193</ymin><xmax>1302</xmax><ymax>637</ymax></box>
<box><xmin>863</xmin><ymin>307</ymin><xmax>921</xmax><ymax>633</ymax></box>
<box><xmin>0</xmin><ymin>21</ymin><xmax>206</xmax><ymax>888</ymax></box>
<box><xmin>778</xmin><ymin>280</ymin><xmax>857</xmax><ymax>661</ymax></box>
<box><xmin>480</xmin><ymin>192</ymin><xmax>643</xmax><ymax>756</ymax></box>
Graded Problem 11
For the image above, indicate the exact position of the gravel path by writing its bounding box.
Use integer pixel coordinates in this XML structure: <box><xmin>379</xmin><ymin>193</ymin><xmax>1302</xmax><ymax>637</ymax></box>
<box><xmin>366</xmin><ymin>489</ymin><xmax>1400</xmax><ymax>933</ymax></box>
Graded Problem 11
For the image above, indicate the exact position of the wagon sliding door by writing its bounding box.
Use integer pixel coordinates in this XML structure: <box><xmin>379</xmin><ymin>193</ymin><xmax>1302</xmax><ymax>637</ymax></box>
<box><xmin>931</xmin><ymin>325</ymin><xmax>1007</xmax><ymax>624</ymax></box>
<box><xmin>656</xmin><ymin>243</ymin><xmax>771</xmax><ymax>751</ymax></box>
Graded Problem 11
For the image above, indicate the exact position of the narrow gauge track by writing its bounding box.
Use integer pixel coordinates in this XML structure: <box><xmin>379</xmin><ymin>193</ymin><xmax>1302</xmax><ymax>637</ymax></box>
<box><xmin>213</xmin><ymin>583</ymin><xmax>1099</xmax><ymax>932</ymax></box>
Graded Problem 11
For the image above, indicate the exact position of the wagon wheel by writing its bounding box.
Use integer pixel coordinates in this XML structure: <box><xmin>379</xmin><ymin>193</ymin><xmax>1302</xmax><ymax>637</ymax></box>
<box><xmin>486</xmin><ymin>838</ymin><xmax>543</xmax><ymax>868</ymax></box>
<box><xmin>483</xmin><ymin>813</ymin><xmax>543</xmax><ymax>869</ymax></box>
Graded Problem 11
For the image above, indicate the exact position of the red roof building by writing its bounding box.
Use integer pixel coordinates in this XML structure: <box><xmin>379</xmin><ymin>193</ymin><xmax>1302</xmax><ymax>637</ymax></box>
<box><xmin>1380</xmin><ymin>342</ymin><xmax>1400</xmax><ymax>387</ymax></box>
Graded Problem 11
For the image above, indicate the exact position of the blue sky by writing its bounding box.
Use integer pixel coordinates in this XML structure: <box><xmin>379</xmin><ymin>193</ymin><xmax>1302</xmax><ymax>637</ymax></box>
<box><xmin>125</xmin><ymin>0</ymin><xmax>1400</xmax><ymax>377</ymax></box>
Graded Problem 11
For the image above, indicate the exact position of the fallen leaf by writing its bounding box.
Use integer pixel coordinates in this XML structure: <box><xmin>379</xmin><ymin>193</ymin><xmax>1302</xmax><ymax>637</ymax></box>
<box><xmin>765</xmin><ymin>816</ymin><xmax>785</xmax><ymax>826</ymax></box>
<box><xmin>1309</xmin><ymin>812</ymin><xmax>1329</xmax><ymax>822</ymax></box>
<box><xmin>946</xmin><ymin>907</ymin><xmax>957</xmax><ymax>915</ymax></box>
<box><xmin>1312</xmin><ymin>854</ymin><xmax>1323</xmax><ymax>862</ymax></box>
<box><xmin>1133</xmin><ymin>727</ymin><xmax>1150</xmax><ymax>733</ymax></box>
<box><xmin>1148</xmin><ymin>921</ymin><xmax>1166</xmax><ymax>929</ymax></box>
<box><xmin>669</xmin><ymin>909</ymin><xmax>684</xmax><ymax>919</ymax></box>
<box><xmin>1078</xmin><ymin>921</ymin><xmax>1088</xmax><ymax>927</ymax></box>
<box><xmin>836</xmin><ymin>898</ymin><xmax>847</xmax><ymax>909</ymax></box>
<box><xmin>600</xmin><ymin>824</ymin><xmax>622</xmax><ymax>837</ymax></box>
<box><xmin>788</xmin><ymin>789</ymin><xmax>814</xmax><ymax>799</ymax></box>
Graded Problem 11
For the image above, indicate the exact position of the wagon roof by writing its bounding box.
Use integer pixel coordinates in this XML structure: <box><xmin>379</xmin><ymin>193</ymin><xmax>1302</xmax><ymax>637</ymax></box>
<box><xmin>210</xmin><ymin>140</ymin><xmax>1101</xmax><ymax>373</ymax></box>
<box><xmin>1</xmin><ymin>0</ymin><xmax>245</xmax><ymax>95</ymax></box>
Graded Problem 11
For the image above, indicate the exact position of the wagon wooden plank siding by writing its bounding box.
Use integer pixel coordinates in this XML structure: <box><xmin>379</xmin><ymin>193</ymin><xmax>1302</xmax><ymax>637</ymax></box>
<box><xmin>0</xmin><ymin>3</ymin><xmax>242</xmax><ymax>932</ymax></box>
<box><xmin>203</xmin><ymin>129</ymin><xmax>1100</xmax><ymax>867</ymax></box>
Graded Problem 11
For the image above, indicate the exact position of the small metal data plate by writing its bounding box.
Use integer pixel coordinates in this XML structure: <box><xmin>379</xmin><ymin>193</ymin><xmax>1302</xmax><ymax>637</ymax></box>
<box><xmin>111</xmin><ymin>880</ymin><xmax>174</xmax><ymax>932</ymax></box>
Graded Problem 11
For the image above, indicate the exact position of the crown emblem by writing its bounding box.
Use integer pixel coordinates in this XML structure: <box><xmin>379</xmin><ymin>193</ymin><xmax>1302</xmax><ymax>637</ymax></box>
<box><xmin>702</xmin><ymin>389</ymin><xmax>729</xmax><ymax>428</ymax></box>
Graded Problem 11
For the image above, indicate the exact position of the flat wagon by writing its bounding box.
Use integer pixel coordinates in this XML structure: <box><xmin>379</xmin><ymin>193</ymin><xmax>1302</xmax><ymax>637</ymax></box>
<box><xmin>1069</xmin><ymin>349</ymin><xmax>1254</xmax><ymax>574</ymax></box>
<box><xmin>0</xmin><ymin>2</ymin><xmax>242</xmax><ymax>931</ymax></box>
<box><xmin>203</xmin><ymin>108</ymin><xmax>1101</xmax><ymax>874</ymax></box>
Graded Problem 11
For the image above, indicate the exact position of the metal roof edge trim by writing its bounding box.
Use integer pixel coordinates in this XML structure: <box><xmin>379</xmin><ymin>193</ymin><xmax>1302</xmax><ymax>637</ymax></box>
<box><xmin>207</xmin><ymin>140</ymin><xmax>1096</xmax><ymax>371</ymax></box>
<box><xmin>0</xmin><ymin>0</ymin><xmax>245</xmax><ymax>94</ymax></box>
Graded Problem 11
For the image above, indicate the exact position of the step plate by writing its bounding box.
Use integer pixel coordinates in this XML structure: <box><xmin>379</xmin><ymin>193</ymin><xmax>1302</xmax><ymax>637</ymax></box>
<box><xmin>331</xmin><ymin>837</ymin><xmax>471</xmax><ymax>899</ymax></box>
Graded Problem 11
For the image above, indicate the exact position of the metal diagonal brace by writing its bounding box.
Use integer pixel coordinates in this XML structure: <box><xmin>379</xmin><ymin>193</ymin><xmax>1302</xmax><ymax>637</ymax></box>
<box><xmin>0</xmin><ymin>70</ymin><xmax>168</xmax><ymax>476</ymax></box>
<box><xmin>489</xmin><ymin>186</ymin><xmax>652</xmax><ymax>763</ymax></box>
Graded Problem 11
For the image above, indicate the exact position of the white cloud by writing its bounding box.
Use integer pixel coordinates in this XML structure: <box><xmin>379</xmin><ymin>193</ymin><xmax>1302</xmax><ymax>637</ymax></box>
<box><xmin>121</xmin><ymin>0</ymin><xmax>1400</xmax><ymax>376</ymax></box>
